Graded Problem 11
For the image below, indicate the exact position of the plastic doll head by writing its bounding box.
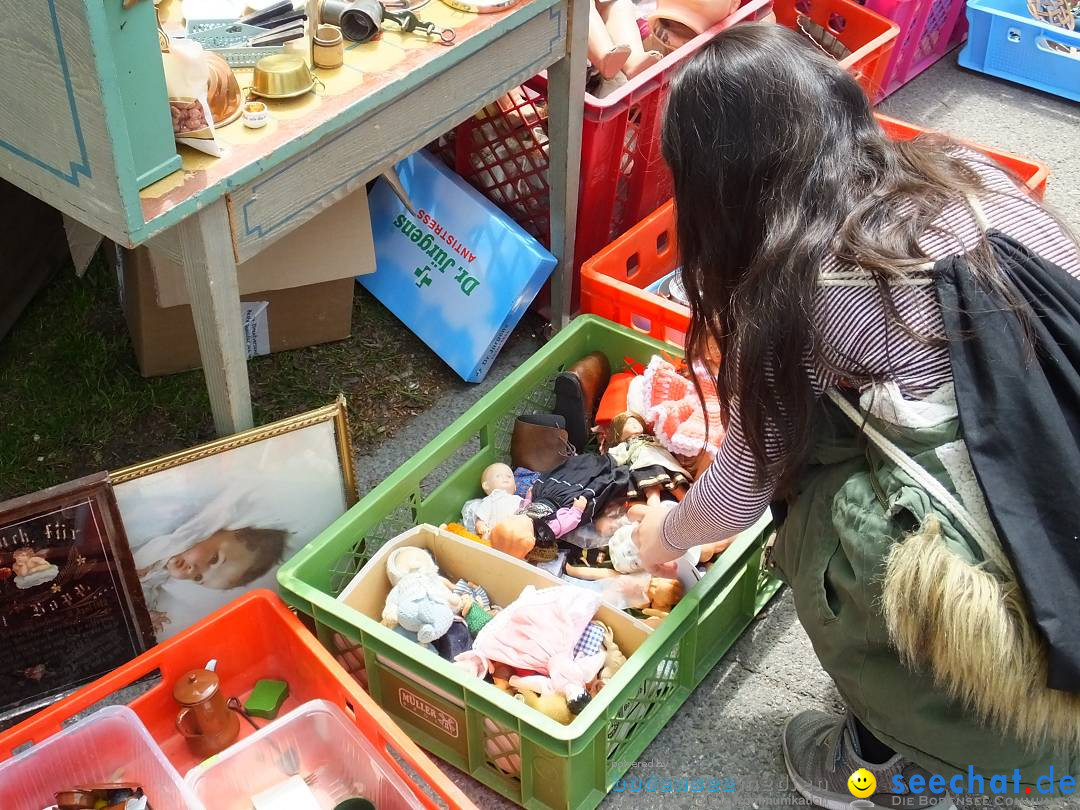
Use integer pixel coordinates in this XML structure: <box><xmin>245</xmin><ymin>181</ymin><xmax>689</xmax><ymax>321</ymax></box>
<box><xmin>481</xmin><ymin>462</ymin><xmax>517</xmax><ymax>495</ymax></box>
<box><xmin>593</xmin><ymin>501</ymin><xmax>630</xmax><ymax>539</ymax></box>
<box><xmin>489</xmin><ymin>515</ymin><xmax>537</xmax><ymax>560</ymax></box>
<box><xmin>608</xmin><ymin>411</ymin><xmax>647</xmax><ymax>447</ymax></box>
<box><xmin>386</xmin><ymin>546</ymin><xmax>439</xmax><ymax>585</ymax></box>
<box><xmin>647</xmin><ymin>577</ymin><xmax>685</xmax><ymax>612</ymax></box>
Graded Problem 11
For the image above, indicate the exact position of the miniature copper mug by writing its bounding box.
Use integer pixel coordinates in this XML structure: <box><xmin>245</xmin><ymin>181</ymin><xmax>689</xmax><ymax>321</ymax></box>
<box><xmin>174</xmin><ymin>668</ymin><xmax>240</xmax><ymax>757</ymax></box>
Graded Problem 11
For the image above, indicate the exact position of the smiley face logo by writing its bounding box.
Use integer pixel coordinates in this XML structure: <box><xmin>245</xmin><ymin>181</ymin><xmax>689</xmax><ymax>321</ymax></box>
<box><xmin>848</xmin><ymin>768</ymin><xmax>877</xmax><ymax>798</ymax></box>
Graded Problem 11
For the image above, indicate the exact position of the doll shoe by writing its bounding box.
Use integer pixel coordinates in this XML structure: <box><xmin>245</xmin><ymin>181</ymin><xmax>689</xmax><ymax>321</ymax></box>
<box><xmin>622</xmin><ymin>49</ymin><xmax>663</xmax><ymax>78</ymax></box>
<box><xmin>510</xmin><ymin>414</ymin><xmax>573</xmax><ymax>473</ymax></box>
<box><xmin>554</xmin><ymin>351</ymin><xmax>611</xmax><ymax>452</ymax></box>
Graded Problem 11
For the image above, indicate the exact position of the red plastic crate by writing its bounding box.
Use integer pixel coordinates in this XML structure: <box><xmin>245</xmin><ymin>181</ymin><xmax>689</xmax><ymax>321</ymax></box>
<box><xmin>773</xmin><ymin>0</ymin><xmax>901</xmax><ymax>100</ymax></box>
<box><xmin>0</xmin><ymin>591</ymin><xmax>477</xmax><ymax>810</ymax></box>
<box><xmin>437</xmin><ymin>0</ymin><xmax>775</xmax><ymax>311</ymax></box>
<box><xmin>580</xmin><ymin>114</ymin><xmax>1050</xmax><ymax>345</ymax></box>
<box><xmin>865</xmin><ymin>0</ymin><xmax>968</xmax><ymax>98</ymax></box>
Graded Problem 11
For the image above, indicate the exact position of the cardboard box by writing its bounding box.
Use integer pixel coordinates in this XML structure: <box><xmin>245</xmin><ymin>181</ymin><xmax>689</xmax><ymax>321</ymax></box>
<box><xmin>116</xmin><ymin>246</ymin><xmax>356</xmax><ymax>377</ymax></box>
<box><xmin>363</xmin><ymin>153</ymin><xmax>555</xmax><ymax>383</ymax></box>
<box><xmin>338</xmin><ymin>524</ymin><xmax>650</xmax><ymax>651</ymax></box>
<box><xmin>146</xmin><ymin>188</ymin><xmax>374</xmax><ymax>308</ymax></box>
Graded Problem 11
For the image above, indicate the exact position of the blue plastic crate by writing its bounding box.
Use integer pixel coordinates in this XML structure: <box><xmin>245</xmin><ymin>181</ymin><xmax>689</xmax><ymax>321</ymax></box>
<box><xmin>958</xmin><ymin>0</ymin><xmax>1080</xmax><ymax>102</ymax></box>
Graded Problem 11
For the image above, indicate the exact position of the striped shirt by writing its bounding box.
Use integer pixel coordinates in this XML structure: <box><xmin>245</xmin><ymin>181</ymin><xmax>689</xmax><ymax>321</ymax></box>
<box><xmin>662</xmin><ymin>153</ymin><xmax>1080</xmax><ymax>551</ymax></box>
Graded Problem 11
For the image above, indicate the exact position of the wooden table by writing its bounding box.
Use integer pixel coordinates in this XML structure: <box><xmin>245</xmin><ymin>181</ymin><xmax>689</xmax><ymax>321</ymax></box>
<box><xmin>1</xmin><ymin>0</ymin><xmax>588</xmax><ymax>436</ymax></box>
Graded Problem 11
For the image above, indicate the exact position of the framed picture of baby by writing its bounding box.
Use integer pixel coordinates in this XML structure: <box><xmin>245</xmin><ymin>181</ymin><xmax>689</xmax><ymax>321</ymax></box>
<box><xmin>111</xmin><ymin>398</ymin><xmax>357</xmax><ymax>642</ymax></box>
<box><xmin>0</xmin><ymin>472</ymin><xmax>154</xmax><ymax>724</ymax></box>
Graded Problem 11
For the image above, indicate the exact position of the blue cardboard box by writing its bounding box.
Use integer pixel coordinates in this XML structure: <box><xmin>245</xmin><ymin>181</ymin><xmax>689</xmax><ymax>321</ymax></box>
<box><xmin>362</xmin><ymin>152</ymin><xmax>556</xmax><ymax>382</ymax></box>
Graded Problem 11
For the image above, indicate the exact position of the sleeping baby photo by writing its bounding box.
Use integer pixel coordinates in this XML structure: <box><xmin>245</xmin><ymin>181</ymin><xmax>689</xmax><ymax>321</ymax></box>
<box><xmin>113</xmin><ymin>414</ymin><xmax>353</xmax><ymax>640</ymax></box>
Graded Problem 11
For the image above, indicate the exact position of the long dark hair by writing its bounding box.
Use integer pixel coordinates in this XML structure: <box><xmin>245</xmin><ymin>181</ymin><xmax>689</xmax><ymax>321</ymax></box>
<box><xmin>661</xmin><ymin>23</ymin><xmax>1048</xmax><ymax>494</ymax></box>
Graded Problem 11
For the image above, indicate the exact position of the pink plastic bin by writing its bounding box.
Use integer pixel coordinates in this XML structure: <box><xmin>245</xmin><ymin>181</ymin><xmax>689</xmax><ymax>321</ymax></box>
<box><xmin>185</xmin><ymin>700</ymin><xmax>425</xmax><ymax>810</ymax></box>
<box><xmin>0</xmin><ymin>705</ymin><xmax>203</xmax><ymax>810</ymax></box>
<box><xmin>866</xmin><ymin>0</ymin><xmax>968</xmax><ymax>97</ymax></box>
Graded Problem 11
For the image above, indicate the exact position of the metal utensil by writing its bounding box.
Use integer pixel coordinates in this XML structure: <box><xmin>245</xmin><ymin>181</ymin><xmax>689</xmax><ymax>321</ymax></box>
<box><xmin>249</xmin><ymin>24</ymin><xmax>307</xmax><ymax>46</ymax></box>
<box><xmin>239</xmin><ymin>0</ymin><xmax>295</xmax><ymax>25</ymax></box>
<box><xmin>383</xmin><ymin>8</ymin><xmax>455</xmax><ymax>44</ymax></box>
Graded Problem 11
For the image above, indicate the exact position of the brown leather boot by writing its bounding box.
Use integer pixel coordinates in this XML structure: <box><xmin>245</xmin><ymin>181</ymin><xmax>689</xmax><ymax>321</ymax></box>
<box><xmin>510</xmin><ymin>415</ymin><xmax>574</xmax><ymax>473</ymax></box>
<box><xmin>554</xmin><ymin>352</ymin><xmax>611</xmax><ymax>452</ymax></box>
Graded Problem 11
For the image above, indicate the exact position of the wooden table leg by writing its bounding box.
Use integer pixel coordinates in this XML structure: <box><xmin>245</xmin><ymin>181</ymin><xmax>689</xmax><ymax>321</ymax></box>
<box><xmin>175</xmin><ymin>197</ymin><xmax>254</xmax><ymax>435</ymax></box>
<box><xmin>546</xmin><ymin>0</ymin><xmax>590</xmax><ymax>331</ymax></box>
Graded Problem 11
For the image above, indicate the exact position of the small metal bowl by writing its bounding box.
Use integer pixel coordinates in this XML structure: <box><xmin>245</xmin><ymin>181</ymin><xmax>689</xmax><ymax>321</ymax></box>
<box><xmin>251</xmin><ymin>53</ymin><xmax>317</xmax><ymax>99</ymax></box>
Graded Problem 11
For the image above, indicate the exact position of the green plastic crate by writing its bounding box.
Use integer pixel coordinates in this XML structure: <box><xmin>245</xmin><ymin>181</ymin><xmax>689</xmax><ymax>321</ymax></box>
<box><xmin>277</xmin><ymin>315</ymin><xmax>781</xmax><ymax>810</ymax></box>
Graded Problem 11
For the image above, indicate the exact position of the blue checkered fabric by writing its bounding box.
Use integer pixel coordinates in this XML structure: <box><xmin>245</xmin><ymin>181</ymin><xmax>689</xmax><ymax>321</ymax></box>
<box><xmin>573</xmin><ymin>621</ymin><xmax>605</xmax><ymax>659</ymax></box>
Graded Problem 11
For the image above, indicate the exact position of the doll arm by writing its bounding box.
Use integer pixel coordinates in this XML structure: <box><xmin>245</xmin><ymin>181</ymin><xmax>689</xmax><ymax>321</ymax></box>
<box><xmin>547</xmin><ymin>500</ymin><xmax>586</xmax><ymax>537</ymax></box>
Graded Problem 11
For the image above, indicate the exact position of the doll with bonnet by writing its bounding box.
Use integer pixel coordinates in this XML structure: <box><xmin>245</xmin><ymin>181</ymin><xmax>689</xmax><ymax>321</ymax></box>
<box><xmin>606</xmin><ymin>411</ymin><xmax>691</xmax><ymax>506</ymax></box>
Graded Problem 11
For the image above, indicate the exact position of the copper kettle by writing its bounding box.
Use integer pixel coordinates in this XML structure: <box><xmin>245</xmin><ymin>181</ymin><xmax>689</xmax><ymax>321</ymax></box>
<box><xmin>174</xmin><ymin>668</ymin><xmax>240</xmax><ymax>757</ymax></box>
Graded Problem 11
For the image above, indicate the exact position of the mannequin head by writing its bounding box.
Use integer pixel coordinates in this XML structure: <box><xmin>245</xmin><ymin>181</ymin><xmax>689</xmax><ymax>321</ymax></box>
<box><xmin>489</xmin><ymin>514</ymin><xmax>537</xmax><ymax>560</ymax></box>
<box><xmin>482</xmin><ymin>462</ymin><xmax>517</xmax><ymax>495</ymax></box>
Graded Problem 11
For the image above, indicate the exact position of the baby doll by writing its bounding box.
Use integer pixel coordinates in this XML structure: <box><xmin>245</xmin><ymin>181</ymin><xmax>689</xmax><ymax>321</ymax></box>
<box><xmin>490</xmin><ymin>454</ymin><xmax>630</xmax><ymax>561</ymax></box>
<box><xmin>607</xmin><ymin>411</ymin><xmax>691</xmax><ymax>506</ymax></box>
<box><xmin>382</xmin><ymin>547</ymin><xmax>463</xmax><ymax>648</ymax></box>
<box><xmin>590</xmin><ymin>0</ymin><xmax>662</xmax><ymax>80</ymax></box>
<box><xmin>461</xmin><ymin>462</ymin><xmax>525</xmax><ymax>538</ymax></box>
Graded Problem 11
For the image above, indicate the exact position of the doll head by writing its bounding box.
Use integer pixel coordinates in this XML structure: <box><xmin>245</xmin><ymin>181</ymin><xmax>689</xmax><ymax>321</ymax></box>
<box><xmin>647</xmin><ymin>577</ymin><xmax>685</xmax><ymax>612</ymax></box>
<box><xmin>481</xmin><ymin>462</ymin><xmax>517</xmax><ymax>495</ymax></box>
<box><xmin>608</xmin><ymin>411</ymin><xmax>648</xmax><ymax>447</ymax></box>
<box><xmin>593</xmin><ymin>501</ymin><xmax>629</xmax><ymax>540</ymax></box>
<box><xmin>386</xmin><ymin>546</ymin><xmax>439</xmax><ymax>585</ymax></box>
<box><xmin>489</xmin><ymin>514</ymin><xmax>537</xmax><ymax>560</ymax></box>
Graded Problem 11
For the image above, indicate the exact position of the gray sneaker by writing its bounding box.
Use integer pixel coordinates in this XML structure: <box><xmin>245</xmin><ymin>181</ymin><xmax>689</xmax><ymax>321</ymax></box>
<box><xmin>782</xmin><ymin>710</ymin><xmax>956</xmax><ymax>810</ymax></box>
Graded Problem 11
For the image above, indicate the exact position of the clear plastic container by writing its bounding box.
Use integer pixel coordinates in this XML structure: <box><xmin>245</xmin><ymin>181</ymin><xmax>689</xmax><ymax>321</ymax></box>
<box><xmin>184</xmin><ymin>700</ymin><xmax>425</xmax><ymax>810</ymax></box>
<box><xmin>0</xmin><ymin>705</ymin><xmax>203</xmax><ymax>810</ymax></box>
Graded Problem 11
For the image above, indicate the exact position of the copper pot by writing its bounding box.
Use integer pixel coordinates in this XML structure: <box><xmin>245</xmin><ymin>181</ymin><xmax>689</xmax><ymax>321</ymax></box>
<box><xmin>206</xmin><ymin>52</ymin><xmax>242</xmax><ymax>126</ymax></box>
<box><xmin>174</xmin><ymin>668</ymin><xmax>240</xmax><ymax>757</ymax></box>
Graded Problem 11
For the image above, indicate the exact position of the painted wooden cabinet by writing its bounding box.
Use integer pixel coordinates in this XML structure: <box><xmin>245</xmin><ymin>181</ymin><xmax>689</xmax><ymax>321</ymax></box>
<box><xmin>1</xmin><ymin>0</ymin><xmax>588</xmax><ymax>435</ymax></box>
<box><xmin>0</xmin><ymin>0</ymin><xmax>180</xmax><ymax>241</ymax></box>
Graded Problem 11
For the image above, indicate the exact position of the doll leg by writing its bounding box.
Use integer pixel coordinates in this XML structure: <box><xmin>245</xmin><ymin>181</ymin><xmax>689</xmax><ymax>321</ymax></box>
<box><xmin>645</xmin><ymin>484</ymin><xmax>663</xmax><ymax>507</ymax></box>
<box><xmin>600</xmin><ymin>0</ymin><xmax>662</xmax><ymax>77</ymax></box>
<box><xmin>589</xmin><ymin>2</ymin><xmax>631</xmax><ymax>80</ymax></box>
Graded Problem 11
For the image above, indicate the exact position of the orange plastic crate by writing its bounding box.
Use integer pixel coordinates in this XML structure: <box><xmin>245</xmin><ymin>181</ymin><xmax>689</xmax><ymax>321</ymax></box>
<box><xmin>0</xmin><ymin>591</ymin><xmax>477</xmax><ymax>810</ymax></box>
<box><xmin>580</xmin><ymin>114</ymin><xmax>1050</xmax><ymax>345</ymax></box>
<box><xmin>774</xmin><ymin>0</ymin><xmax>901</xmax><ymax>100</ymax></box>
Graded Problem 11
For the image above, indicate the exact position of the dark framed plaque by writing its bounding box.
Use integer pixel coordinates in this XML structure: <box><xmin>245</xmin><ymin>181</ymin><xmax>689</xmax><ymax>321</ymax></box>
<box><xmin>0</xmin><ymin>473</ymin><xmax>153</xmax><ymax>722</ymax></box>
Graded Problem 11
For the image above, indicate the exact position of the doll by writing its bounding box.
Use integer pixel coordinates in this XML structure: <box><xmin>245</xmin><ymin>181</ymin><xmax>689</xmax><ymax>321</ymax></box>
<box><xmin>461</xmin><ymin>462</ymin><xmax>525</xmax><ymax>538</ymax></box>
<box><xmin>607</xmin><ymin>411</ymin><xmax>691</xmax><ymax>506</ymax></box>
<box><xmin>490</xmin><ymin>454</ymin><xmax>630</xmax><ymax>561</ymax></box>
<box><xmin>589</xmin><ymin>0</ymin><xmax>663</xmax><ymax>80</ymax></box>
<box><xmin>597</xmin><ymin>622</ymin><xmax>627</xmax><ymax>686</ymax></box>
<box><xmin>381</xmin><ymin>547</ymin><xmax>462</xmax><ymax>648</ymax></box>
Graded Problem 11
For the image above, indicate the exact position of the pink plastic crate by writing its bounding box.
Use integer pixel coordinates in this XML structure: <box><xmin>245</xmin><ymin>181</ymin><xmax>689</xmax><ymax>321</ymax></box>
<box><xmin>866</xmin><ymin>0</ymin><xmax>968</xmax><ymax>97</ymax></box>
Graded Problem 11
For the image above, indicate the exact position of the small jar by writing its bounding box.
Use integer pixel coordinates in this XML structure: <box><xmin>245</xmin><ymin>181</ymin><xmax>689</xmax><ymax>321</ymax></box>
<box><xmin>242</xmin><ymin>100</ymin><xmax>269</xmax><ymax>129</ymax></box>
<box><xmin>313</xmin><ymin>24</ymin><xmax>345</xmax><ymax>70</ymax></box>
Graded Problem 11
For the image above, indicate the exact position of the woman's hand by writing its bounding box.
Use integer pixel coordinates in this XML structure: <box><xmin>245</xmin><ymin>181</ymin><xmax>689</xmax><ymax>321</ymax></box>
<box><xmin>628</xmin><ymin>503</ymin><xmax>682</xmax><ymax>576</ymax></box>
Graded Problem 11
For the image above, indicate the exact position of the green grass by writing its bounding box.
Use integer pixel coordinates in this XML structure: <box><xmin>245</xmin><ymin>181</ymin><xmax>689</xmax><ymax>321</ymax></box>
<box><xmin>0</xmin><ymin>251</ymin><xmax>460</xmax><ymax>501</ymax></box>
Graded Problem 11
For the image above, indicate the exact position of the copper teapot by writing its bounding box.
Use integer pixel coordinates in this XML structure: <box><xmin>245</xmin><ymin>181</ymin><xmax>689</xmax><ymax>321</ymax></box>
<box><xmin>174</xmin><ymin>668</ymin><xmax>239</xmax><ymax>757</ymax></box>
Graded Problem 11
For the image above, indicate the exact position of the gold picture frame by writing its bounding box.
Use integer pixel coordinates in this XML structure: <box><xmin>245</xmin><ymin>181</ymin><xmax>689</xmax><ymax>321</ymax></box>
<box><xmin>112</xmin><ymin>396</ymin><xmax>356</xmax><ymax>499</ymax></box>
<box><xmin>110</xmin><ymin>397</ymin><xmax>356</xmax><ymax>641</ymax></box>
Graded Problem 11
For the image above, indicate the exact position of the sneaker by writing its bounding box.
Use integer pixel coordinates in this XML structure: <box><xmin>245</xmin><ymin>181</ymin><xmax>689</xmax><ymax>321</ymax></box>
<box><xmin>782</xmin><ymin>710</ymin><xmax>956</xmax><ymax>809</ymax></box>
